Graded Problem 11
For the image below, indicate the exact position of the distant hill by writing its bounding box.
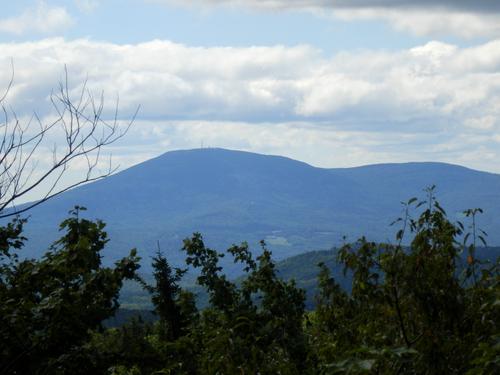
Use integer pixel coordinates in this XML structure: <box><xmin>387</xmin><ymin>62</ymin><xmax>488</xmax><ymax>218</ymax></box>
<box><xmin>118</xmin><ymin>245</ymin><xmax>500</xmax><ymax>312</ymax></box>
<box><xmin>8</xmin><ymin>148</ymin><xmax>500</xmax><ymax>272</ymax></box>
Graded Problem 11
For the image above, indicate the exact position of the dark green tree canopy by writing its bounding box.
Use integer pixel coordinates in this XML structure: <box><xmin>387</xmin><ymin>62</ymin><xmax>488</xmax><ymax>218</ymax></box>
<box><xmin>0</xmin><ymin>189</ymin><xmax>498</xmax><ymax>374</ymax></box>
<box><xmin>0</xmin><ymin>206</ymin><xmax>140</xmax><ymax>374</ymax></box>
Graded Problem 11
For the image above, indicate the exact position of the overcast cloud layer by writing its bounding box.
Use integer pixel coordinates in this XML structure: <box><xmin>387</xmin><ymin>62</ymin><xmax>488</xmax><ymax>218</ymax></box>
<box><xmin>1</xmin><ymin>37</ymin><xmax>500</xmax><ymax>177</ymax></box>
<box><xmin>163</xmin><ymin>0</ymin><xmax>500</xmax><ymax>38</ymax></box>
<box><xmin>164</xmin><ymin>0</ymin><xmax>500</xmax><ymax>13</ymax></box>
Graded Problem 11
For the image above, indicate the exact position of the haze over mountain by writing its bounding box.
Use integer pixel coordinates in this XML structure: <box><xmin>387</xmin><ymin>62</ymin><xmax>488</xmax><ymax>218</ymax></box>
<box><xmin>12</xmin><ymin>148</ymin><xmax>500</xmax><ymax>269</ymax></box>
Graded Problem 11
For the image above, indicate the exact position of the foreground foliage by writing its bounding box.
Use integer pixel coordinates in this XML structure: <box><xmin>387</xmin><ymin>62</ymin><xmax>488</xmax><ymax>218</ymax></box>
<box><xmin>1</xmin><ymin>190</ymin><xmax>499</xmax><ymax>374</ymax></box>
<box><xmin>0</xmin><ymin>207</ymin><xmax>140</xmax><ymax>374</ymax></box>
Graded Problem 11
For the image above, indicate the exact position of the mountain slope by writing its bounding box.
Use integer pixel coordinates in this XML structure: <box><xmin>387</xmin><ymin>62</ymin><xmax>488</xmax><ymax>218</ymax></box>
<box><xmin>10</xmin><ymin>148</ymin><xmax>500</xmax><ymax>269</ymax></box>
<box><xmin>275</xmin><ymin>246</ymin><xmax>500</xmax><ymax>309</ymax></box>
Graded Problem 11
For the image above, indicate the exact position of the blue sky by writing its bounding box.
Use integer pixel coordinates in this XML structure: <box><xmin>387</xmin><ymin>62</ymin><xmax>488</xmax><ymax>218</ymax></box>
<box><xmin>0</xmin><ymin>1</ymin><xmax>489</xmax><ymax>50</ymax></box>
<box><xmin>1</xmin><ymin>0</ymin><xmax>500</xmax><ymax>202</ymax></box>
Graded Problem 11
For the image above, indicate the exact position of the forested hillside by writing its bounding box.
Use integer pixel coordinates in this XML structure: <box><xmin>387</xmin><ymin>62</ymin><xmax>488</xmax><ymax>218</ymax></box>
<box><xmin>118</xmin><ymin>246</ymin><xmax>500</xmax><ymax>311</ymax></box>
<box><xmin>1</xmin><ymin>191</ymin><xmax>498</xmax><ymax>374</ymax></box>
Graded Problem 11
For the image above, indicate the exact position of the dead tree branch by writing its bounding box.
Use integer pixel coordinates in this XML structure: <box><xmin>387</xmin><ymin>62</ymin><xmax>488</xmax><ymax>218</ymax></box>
<box><xmin>0</xmin><ymin>66</ymin><xmax>139</xmax><ymax>218</ymax></box>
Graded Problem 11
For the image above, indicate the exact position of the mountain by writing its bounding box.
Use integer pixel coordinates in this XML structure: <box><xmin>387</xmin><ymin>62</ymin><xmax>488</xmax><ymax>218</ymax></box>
<box><xmin>8</xmin><ymin>148</ymin><xmax>500</xmax><ymax>271</ymax></box>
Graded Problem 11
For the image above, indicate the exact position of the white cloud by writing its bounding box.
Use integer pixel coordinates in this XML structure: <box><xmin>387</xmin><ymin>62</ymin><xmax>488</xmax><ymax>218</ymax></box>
<box><xmin>464</xmin><ymin>116</ymin><xmax>497</xmax><ymax>131</ymax></box>
<box><xmin>0</xmin><ymin>1</ymin><xmax>74</xmax><ymax>36</ymax></box>
<box><xmin>1</xmin><ymin>37</ymin><xmax>500</xmax><ymax>174</ymax></box>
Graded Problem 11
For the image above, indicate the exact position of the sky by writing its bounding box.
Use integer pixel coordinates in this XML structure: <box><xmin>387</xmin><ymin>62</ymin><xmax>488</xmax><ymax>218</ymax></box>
<box><xmin>1</xmin><ymin>0</ymin><xmax>500</xmax><ymax>197</ymax></box>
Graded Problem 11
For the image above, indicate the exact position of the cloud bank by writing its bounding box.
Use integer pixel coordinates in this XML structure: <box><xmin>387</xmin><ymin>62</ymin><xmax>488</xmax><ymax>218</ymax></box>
<box><xmin>2</xmin><ymin>38</ymin><xmax>499</xmax><ymax>128</ymax></box>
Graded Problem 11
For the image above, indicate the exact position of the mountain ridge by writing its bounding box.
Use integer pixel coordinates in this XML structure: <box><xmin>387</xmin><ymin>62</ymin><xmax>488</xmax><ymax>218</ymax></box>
<box><xmin>6</xmin><ymin>148</ymin><xmax>500</xmax><ymax>271</ymax></box>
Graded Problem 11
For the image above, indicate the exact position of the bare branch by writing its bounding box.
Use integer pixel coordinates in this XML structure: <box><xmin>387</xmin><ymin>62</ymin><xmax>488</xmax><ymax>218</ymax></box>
<box><xmin>0</xmin><ymin>67</ymin><xmax>138</xmax><ymax>218</ymax></box>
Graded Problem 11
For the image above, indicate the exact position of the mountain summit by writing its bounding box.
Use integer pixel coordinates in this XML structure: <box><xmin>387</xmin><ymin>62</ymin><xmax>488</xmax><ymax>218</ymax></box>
<box><xmin>15</xmin><ymin>148</ymin><xmax>500</xmax><ymax>267</ymax></box>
